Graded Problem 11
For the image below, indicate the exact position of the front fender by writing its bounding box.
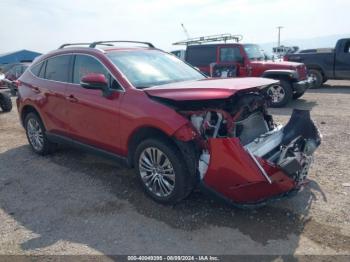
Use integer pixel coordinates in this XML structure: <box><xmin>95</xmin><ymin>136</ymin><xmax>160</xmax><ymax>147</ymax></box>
<box><xmin>262</xmin><ymin>70</ymin><xmax>299</xmax><ymax>81</ymax></box>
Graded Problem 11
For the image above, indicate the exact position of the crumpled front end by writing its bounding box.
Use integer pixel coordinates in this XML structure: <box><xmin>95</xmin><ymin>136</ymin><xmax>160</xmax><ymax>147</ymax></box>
<box><xmin>172</xmin><ymin>91</ymin><xmax>321</xmax><ymax>206</ymax></box>
<box><xmin>202</xmin><ymin>110</ymin><xmax>321</xmax><ymax>205</ymax></box>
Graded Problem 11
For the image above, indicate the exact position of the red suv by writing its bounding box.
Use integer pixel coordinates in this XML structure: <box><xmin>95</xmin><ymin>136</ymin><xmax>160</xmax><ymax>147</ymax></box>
<box><xmin>17</xmin><ymin>41</ymin><xmax>321</xmax><ymax>207</ymax></box>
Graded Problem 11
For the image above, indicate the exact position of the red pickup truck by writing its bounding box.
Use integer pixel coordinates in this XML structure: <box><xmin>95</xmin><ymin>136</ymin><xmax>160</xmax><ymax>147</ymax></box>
<box><xmin>173</xmin><ymin>35</ymin><xmax>314</xmax><ymax>107</ymax></box>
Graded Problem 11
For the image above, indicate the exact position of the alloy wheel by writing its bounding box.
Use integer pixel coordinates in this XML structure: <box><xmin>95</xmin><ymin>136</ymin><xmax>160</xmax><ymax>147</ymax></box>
<box><xmin>138</xmin><ymin>147</ymin><xmax>176</xmax><ymax>197</ymax></box>
<box><xmin>27</xmin><ymin>118</ymin><xmax>44</xmax><ymax>151</ymax></box>
<box><xmin>267</xmin><ymin>84</ymin><xmax>286</xmax><ymax>103</ymax></box>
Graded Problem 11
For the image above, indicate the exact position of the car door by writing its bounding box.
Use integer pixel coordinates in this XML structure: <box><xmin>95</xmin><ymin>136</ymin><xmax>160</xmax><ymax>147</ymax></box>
<box><xmin>335</xmin><ymin>40</ymin><xmax>350</xmax><ymax>79</ymax></box>
<box><xmin>216</xmin><ymin>46</ymin><xmax>245</xmax><ymax>77</ymax></box>
<box><xmin>65</xmin><ymin>54</ymin><xmax>123</xmax><ymax>154</ymax></box>
<box><xmin>28</xmin><ymin>55</ymin><xmax>73</xmax><ymax>134</ymax></box>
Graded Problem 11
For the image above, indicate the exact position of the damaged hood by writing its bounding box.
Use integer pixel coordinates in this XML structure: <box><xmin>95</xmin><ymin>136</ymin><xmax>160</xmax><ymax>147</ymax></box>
<box><xmin>144</xmin><ymin>77</ymin><xmax>278</xmax><ymax>101</ymax></box>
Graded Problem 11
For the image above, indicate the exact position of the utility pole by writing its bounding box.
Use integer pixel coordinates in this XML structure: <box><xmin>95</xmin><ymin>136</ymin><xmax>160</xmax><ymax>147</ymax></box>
<box><xmin>277</xmin><ymin>26</ymin><xmax>283</xmax><ymax>47</ymax></box>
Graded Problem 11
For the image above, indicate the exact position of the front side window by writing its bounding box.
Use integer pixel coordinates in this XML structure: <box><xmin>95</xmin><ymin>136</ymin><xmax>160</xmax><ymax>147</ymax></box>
<box><xmin>45</xmin><ymin>55</ymin><xmax>71</xmax><ymax>82</ymax></box>
<box><xmin>107</xmin><ymin>50</ymin><xmax>205</xmax><ymax>89</ymax></box>
<box><xmin>73</xmin><ymin>55</ymin><xmax>122</xmax><ymax>90</ymax></box>
<box><xmin>243</xmin><ymin>44</ymin><xmax>265</xmax><ymax>61</ymax></box>
<box><xmin>220</xmin><ymin>47</ymin><xmax>243</xmax><ymax>62</ymax></box>
<box><xmin>73</xmin><ymin>55</ymin><xmax>109</xmax><ymax>84</ymax></box>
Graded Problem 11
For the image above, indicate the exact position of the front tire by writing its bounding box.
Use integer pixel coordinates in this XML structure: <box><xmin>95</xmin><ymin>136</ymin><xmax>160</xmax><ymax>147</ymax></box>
<box><xmin>24</xmin><ymin>112</ymin><xmax>56</xmax><ymax>155</ymax></box>
<box><xmin>267</xmin><ymin>80</ymin><xmax>293</xmax><ymax>108</ymax></box>
<box><xmin>134</xmin><ymin>138</ymin><xmax>193</xmax><ymax>204</ymax></box>
<box><xmin>308</xmin><ymin>69</ymin><xmax>323</xmax><ymax>89</ymax></box>
<box><xmin>0</xmin><ymin>93</ymin><xmax>12</xmax><ymax>112</ymax></box>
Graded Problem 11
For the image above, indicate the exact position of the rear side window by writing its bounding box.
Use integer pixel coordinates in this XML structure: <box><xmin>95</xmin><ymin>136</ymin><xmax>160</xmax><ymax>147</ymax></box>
<box><xmin>220</xmin><ymin>47</ymin><xmax>242</xmax><ymax>62</ymax></box>
<box><xmin>45</xmin><ymin>55</ymin><xmax>71</xmax><ymax>82</ymax></box>
<box><xmin>73</xmin><ymin>55</ymin><xmax>109</xmax><ymax>84</ymax></box>
<box><xmin>186</xmin><ymin>45</ymin><xmax>217</xmax><ymax>67</ymax></box>
<box><xmin>30</xmin><ymin>63</ymin><xmax>43</xmax><ymax>77</ymax></box>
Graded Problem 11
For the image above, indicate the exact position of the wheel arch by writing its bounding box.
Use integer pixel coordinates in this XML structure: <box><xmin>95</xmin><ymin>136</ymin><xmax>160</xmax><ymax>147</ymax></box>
<box><xmin>20</xmin><ymin>104</ymin><xmax>45</xmax><ymax>128</ymax></box>
<box><xmin>127</xmin><ymin>126</ymin><xmax>177</xmax><ymax>167</ymax></box>
<box><xmin>307</xmin><ymin>65</ymin><xmax>325</xmax><ymax>79</ymax></box>
<box><xmin>262</xmin><ymin>70</ymin><xmax>298</xmax><ymax>82</ymax></box>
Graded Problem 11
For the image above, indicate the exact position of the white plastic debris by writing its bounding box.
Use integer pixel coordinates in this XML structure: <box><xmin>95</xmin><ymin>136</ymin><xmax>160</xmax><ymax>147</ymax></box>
<box><xmin>198</xmin><ymin>151</ymin><xmax>210</xmax><ymax>179</ymax></box>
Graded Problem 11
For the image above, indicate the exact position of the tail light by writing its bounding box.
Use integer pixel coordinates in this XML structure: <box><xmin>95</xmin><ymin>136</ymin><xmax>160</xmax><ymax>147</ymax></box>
<box><xmin>14</xmin><ymin>80</ymin><xmax>20</xmax><ymax>87</ymax></box>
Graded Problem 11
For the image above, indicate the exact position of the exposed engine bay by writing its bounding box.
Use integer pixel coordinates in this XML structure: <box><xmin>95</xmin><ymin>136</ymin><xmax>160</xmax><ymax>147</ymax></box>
<box><xmin>176</xmin><ymin>92</ymin><xmax>321</xmax><ymax>185</ymax></box>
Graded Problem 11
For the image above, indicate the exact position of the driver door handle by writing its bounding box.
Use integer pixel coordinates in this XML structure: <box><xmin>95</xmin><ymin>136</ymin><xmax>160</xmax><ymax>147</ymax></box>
<box><xmin>66</xmin><ymin>94</ymin><xmax>78</xmax><ymax>103</ymax></box>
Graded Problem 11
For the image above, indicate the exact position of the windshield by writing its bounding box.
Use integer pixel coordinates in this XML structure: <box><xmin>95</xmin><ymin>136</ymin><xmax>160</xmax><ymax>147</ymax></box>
<box><xmin>107</xmin><ymin>50</ymin><xmax>205</xmax><ymax>89</ymax></box>
<box><xmin>243</xmin><ymin>44</ymin><xmax>266</xmax><ymax>61</ymax></box>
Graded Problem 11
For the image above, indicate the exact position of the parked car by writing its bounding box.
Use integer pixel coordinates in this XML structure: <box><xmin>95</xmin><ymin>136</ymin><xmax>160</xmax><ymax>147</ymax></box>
<box><xmin>0</xmin><ymin>73</ymin><xmax>12</xmax><ymax>112</ymax></box>
<box><xmin>0</xmin><ymin>62</ymin><xmax>30</xmax><ymax>95</ymax></box>
<box><xmin>173</xmin><ymin>34</ymin><xmax>314</xmax><ymax>107</ymax></box>
<box><xmin>17</xmin><ymin>41</ymin><xmax>321</xmax><ymax>207</ymax></box>
<box><xmin>284</xmin><ymin>38</ymin><xmax>350</xmax><ymax>88</ymax></box>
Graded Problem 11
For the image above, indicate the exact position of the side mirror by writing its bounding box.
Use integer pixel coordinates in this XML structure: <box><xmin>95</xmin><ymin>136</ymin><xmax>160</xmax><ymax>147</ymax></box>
<box><xmin>80</xmin><ymin>73</ymin><xmax>113</xmax><ymax>97</ymax></box>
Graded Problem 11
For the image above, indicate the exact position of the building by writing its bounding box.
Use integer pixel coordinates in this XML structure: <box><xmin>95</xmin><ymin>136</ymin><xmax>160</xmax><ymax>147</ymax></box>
<box><xmin>0</xmin><ymin>49</ymin><xmax>42</xmax><ymax>65</ymax></box>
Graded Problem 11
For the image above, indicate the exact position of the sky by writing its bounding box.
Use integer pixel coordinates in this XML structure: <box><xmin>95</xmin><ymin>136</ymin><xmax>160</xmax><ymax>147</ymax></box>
<box><xmin>0</xmin><ymin>0</ymin><xmax>349</xmax><ymax>53</ymax></box>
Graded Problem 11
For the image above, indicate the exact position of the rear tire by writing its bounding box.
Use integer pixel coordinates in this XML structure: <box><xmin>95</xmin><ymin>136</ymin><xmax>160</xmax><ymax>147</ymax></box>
<box><xmin>9</xmin><ymin>86</ymin><xmax>17</xmax><ymax>96</ymax></box>
<box><xmin>24</xmin><ymin>112</ymin><xmax>57</xmax><ymax>155</ymax></box>
<box><xmin>267</xmin><ymin>80</ymin><xmax>293</xmax><ymax>108</ymax></box>
<box><xmin>134</xmin><ymin>138</ymin><xmax>193</xmax><ymax>204</ymax></box>
<box><xmin>0</xmin><ymin>93</ymin><xmax>12</xmax><ymax>112</ymax></box>
<box><xmin>308</xmin><ymin>69</ymin><xmax>323</xmax><ymax>89</ymax></box>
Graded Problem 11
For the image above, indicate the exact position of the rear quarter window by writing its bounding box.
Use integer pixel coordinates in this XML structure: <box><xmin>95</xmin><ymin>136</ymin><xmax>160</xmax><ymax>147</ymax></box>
<box><xmin>30</xmin><ymin>63</ymin><xmax>43</xmax><ymax>77</ymax></box>
<box><xmin>186</xmin><ymin>45</ymin><xmax>217</xmax><ymax>67</ymax></box>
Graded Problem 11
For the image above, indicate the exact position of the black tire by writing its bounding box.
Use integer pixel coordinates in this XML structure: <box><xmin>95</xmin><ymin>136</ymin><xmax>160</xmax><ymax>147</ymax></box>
<box><xmin>0</xmin><ymin>93</ymin><xmax>12</xmax><ymax>112</ymax></box>
<box><xmin>267</xmin><ymin>79</ymin><xmax>293</xmax><ymax>108</ymax></box>
<box><xmin>308</xmin><ymin>69</ymin><xmax>323</xmax><ymax>89</ymax></box>
<box><xmin>24</xmin><ymin>112</ymin><xmax>57</xmax><ymax>155</ymax></box>
<box><xmin>293</xmin><ymin>91</ymin><xmax>305</xmax><ymax>100</ymax></box>
<box><xmin>134</xmin><ymin>138</ymin><xmax>193</xmax><ymax>204</ymax></box>
<box><xmin>10</xmin><ymin>86</ymin><xmax>17</xmax><ymax>96</ymax></box>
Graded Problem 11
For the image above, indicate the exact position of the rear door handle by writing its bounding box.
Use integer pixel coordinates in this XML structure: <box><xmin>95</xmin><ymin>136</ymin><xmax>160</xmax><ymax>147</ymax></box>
<box><xmin>32</xmin><ymin>86</ymin><xmax>40</xmax><ymax>93</ymax></box>
<box><xmin>66</xmin><ymin>94</ymin><xmax>78</xmax><ymax>103</ymax></box>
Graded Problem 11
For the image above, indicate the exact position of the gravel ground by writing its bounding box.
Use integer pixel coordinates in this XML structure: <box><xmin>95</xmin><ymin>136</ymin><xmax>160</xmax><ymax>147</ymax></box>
<box><xmin>0</xmin><ymin>81</ymin><xmax>349</xmax><ymax>258</ymax></box>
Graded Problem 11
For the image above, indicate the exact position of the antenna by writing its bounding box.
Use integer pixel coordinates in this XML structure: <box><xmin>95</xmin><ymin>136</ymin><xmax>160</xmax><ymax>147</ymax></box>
<box><xmin>181</xmin><ymin>23</ymin><xmax>190</xmax><ymax>39</ymax></box>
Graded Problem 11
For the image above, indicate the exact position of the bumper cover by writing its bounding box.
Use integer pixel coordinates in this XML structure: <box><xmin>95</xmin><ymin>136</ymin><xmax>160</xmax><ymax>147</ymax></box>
<box><xmin>293</xmin><ymin>76</ymin><xmax>315</xmax><ymax>93</ymax></box>
<box><xmin>202</xmin><ymin>109</ymin><xmax>321</xmax><ymax>205</ymax></box>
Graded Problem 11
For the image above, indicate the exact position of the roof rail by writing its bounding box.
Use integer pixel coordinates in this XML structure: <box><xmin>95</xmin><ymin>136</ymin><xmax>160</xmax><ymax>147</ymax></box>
<box><xmin>173</xmin><ymin>34</ymin><xmax>243</xmax><ymax>46</ymax></box>
<box><xmin>89</xmin><ymin>41</ymin><xmax>155</xmax><ymax>48</ymax></box>
<box><xmin>58</xmin><ymin>43</ymin><xmax>91</xmax><ymax>49</ymax></box>
<box><xmin>58</xmin><ymin>43</ymin><xmax>116</xmax><ymax>49</ymax></box>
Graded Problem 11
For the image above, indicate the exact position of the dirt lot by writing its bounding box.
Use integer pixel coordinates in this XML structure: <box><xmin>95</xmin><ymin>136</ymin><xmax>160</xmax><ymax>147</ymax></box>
<box><xmin>0</xmin><ymin>81</ymin><xmax>349</xmax><ymax>258</ymax></box>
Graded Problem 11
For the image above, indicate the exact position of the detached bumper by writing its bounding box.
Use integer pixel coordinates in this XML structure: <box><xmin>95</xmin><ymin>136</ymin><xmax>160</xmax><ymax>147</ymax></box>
<box><xmin>293</xmin><ymin>76</ymin><xmax>315</xmax><ymax>93</ymax></box>
<box><xmin>201</xmin><ymin>109</ymin><xmax>321</xmax><ymax>206</ymax></box>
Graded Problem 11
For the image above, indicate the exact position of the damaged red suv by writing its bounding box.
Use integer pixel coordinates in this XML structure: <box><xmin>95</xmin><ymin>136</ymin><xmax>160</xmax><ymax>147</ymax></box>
<box><xmin>17</xmin><ymin>41</ymin><xmax>321</xmax><ymax>207</ymax></box>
